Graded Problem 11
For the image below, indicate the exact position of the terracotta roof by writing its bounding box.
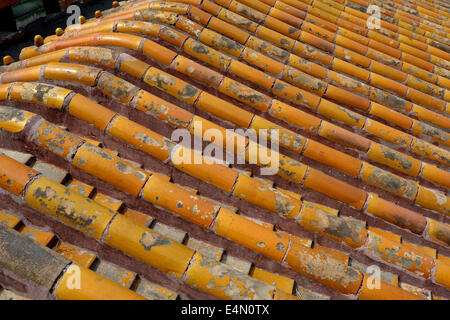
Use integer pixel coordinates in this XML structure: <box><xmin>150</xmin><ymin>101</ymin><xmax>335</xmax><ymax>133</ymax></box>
<box><xmin>0</xmin><ymin>0</ymin><xmax>449</xmax><ymax>300</ymax></box>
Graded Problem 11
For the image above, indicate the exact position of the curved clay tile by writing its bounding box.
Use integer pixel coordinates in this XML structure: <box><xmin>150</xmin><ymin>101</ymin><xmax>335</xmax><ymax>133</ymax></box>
<box><xmin>2</xmin><ymin>59</ymin><xmax>449</xmax><ymax>215</ymax></box>
<box><xmin>0</xmin><ymin>220</ymin><xmax>146</xmax><ymax>300</ymax></box>
<box><xmin>0</xmin><ymin>111</ymin><xmax>427</xmax><ymax>298</ymax></box>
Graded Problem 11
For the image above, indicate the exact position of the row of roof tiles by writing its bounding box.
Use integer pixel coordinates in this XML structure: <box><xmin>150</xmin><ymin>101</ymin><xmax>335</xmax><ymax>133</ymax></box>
<box><xmin>1</xmin><ymin>57</ymin><xmax>449</xmax><ymax>190</ymax></box>
<box><xmin>0</xmin><ymin>148</ymin><xmax>328</xmax><ymax>299</ymax></box>
<box><xmin>0</xmin><ymin>221</ymin><xmax>147</xmax><ymax>300</ymax></box>
<box><xmin>0</xmin><ymin>154</ymin><xmax>289</xmax><ymax>299</ymax></box>
<box><xmin>78</xmin><ymin>1</ymin><xmax>450</xmax><ymax>75</ymax></box>
<box><xmin>13</xmin><ymin>10</ymin><xmax>450</xmax><ymax>167</ymax></box>
<box><xmin>38</xmin><ymin>19</ymin><xmax>450</xmax><ymax>143</ymax></box>
<box><xmin>1</xmin><ymin>53</ymin><xmax>449</xmax><ymax>215</ymax></box>
<box><xmin>0</xmin><ymin>208</ymin><xmax>180</xmax><ymax>300</ymax></box>
<box><xmin>38</xmin><ymin>5</ymin><xmax>450</xmax><ymax>111</ymax></box>
<box><xmin>1</xmin><ymin>144</ymin><xmax>446</xmax><ymax>300</ymax></box>
<box><xmin>104</xmin><ymin>0</ymin><xmax>450</xmax><ymax>43</ymax></box>
<box><xmin>0</xmin><ymin>106</ymin><xmax>448</xmax><ymax>298</ymax></box>
<box><xmin>0</xmin><ymin>82</ymin><xmax>448</xmax><ymax>246</ymax></box>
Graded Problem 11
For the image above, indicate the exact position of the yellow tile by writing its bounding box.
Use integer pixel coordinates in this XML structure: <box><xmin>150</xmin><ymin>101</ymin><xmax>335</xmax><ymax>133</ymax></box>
<box><xmin>276</xmin><ymin>230</ymin><xmax>312</xmax><ymax>248</ymax></box>
<box><xmin>186</xmin><ymin>238</ymin><xmax>224</xmax><ymax>261</ymax></box>
<box><xmin>122</xmin><ymin>209</ymin><xmax>154</xmax><ymax>228</ymax></box>
<box><xmin>250</xmin><ymin>267</ymin><xmax>294</xmax><ymax>293</ymax></box>
<box><xmin>95</xmin><ymin>260</ymin><xmax>136</xmax><ymax>288</ymax></box>
<box><xmin>84</xmin><ymin>138</ymin><xmax>101</xmax><ymax>147</ymax></box>
<box><xmin>0</xmin><ymin>210</ymin><xmax>21</xmax><ymax>228</ymax></box>
<box><xmin>134</xmin><ymin>278</ymin><xmax>178</xmax><ymax>300</ymax></box>
<box><xmin>20</xmin><ymin>226</ymin><xmax>54</xmax><ymax>246</ymax></box>
<box><xmin>368</xmin><ymin>227</ymin><xmax>401</xmax><ymax>243</ymax></box>
<box><xmin>93</xmin><ymin>193</ymin><xmax>123</xmax><ymax>211</ymax></box>
<box><xmin>66</xmin><ymin>179</ymin><xmax>95</xmax><ymax>198</ymax></box>
<box><xmin>53</xmin><ymin>242</ymin><xmax>97</xmax><ymax>268</ymax></box>
<box><xmin>402</xmin><ymin>241</ymin><xmax>436</xmax><ymax>258</ymax></box>
<box><xmin>174</xmin><ymin>183</ymin><xmax>197</xmax><ymax>195</ymax></box>
<box><xmin>277</xmin><ymin>188</ymin><xmax>301</xmax><ymax>201</ymax></box>
<box><xmin>246</xmin><ymin>216</ymin><xmax>274</xmax><ymax>230</ymax></box>
<box><xmin>303</xmin><ymin>201</ymin><xmax>338</xmax><ymax>216</ymax></box>
<box><xmin>314</xmin><ymin>244</ymin><xmax>349</xmax><ymax>264</ymax></box>
<box><xmin>437</xmin><ymin>254</ymin><xmax>450</xmax><ymax>265</ymax></box>
<box><xmin>400</xmin><ymin>282</ymin><xmax>431</xmax><ymax>300</ymax></box>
